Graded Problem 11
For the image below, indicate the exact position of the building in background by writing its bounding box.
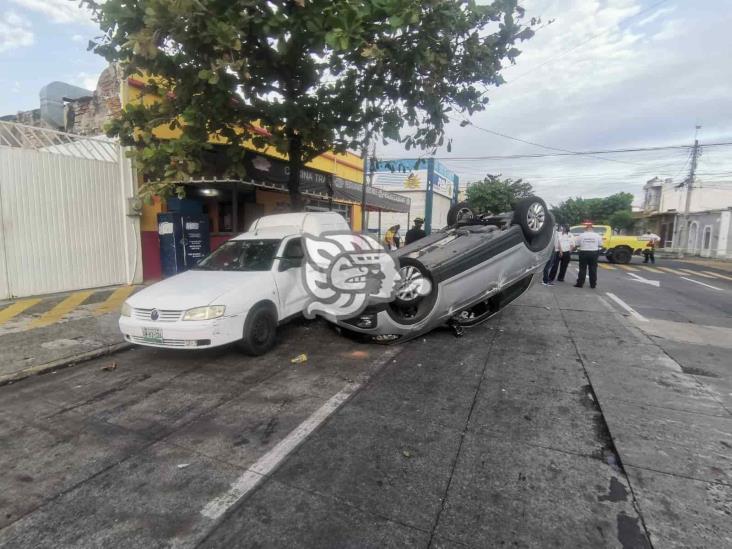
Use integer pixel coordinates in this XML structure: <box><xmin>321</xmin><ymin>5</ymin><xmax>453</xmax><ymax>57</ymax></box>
<box><xmin>641</xmin><ymin>176</ymin><xmax>732</xmax><ymax>258</ymax></box>
<box><xmin>0</xmin><ymin>64</ymin><xmax>409</xmax><ymax>291</ymax></box>
<box><xmin>367</xmin><ymin>158</ymin><xmax>459</xmax><ymax>239</ymax></box>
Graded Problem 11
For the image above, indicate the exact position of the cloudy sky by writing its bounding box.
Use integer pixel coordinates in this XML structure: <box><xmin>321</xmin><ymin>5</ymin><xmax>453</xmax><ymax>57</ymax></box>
<box><xmin>0</xmin><ymin>0</ymin><xmax>731</xmax><ymax>206</ymax></box>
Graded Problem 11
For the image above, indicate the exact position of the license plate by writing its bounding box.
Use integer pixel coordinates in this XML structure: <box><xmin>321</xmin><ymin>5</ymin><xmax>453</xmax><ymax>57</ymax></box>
<box><xmin>142</xmin><ymin>327</ymin><xmax>163</xmax><ymax>343</ymax></box>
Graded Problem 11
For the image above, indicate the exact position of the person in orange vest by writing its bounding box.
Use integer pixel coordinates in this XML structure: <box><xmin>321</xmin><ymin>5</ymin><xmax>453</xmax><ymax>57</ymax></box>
<box><xmin>642</xmin><ymin>231</ymin><xmax>661</xmax><ymax>264</ymax></box>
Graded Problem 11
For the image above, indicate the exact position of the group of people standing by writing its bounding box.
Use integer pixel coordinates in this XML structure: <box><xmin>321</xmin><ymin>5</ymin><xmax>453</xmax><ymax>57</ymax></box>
<box><xmin>542</xmin><ymin>223</ymin><xmax>603</xmax><ymax>289</ymax></box>
<box><xmin>384</xmin><ymin>218</ymin><xmax>427</xmax><ymax>250</ymax></box>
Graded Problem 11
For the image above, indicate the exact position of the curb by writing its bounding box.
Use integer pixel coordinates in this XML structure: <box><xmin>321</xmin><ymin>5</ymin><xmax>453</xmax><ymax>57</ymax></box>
<box><xmin>0</xmin><ymin>342</ymin><xmax>132</xmax><ymax>387</ymax></box>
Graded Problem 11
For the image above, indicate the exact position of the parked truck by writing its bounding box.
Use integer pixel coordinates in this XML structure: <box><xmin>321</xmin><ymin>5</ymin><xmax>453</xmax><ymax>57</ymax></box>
<box><xmin>569</xmin><ymin>225</ymin><xmax>651</xmax><ymax>264</ymax></box>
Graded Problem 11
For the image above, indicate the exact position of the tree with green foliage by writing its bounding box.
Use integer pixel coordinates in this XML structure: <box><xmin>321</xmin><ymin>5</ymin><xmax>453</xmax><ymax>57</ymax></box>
<box><xmin>83</xmin><ymin>0</ymin><xmax>537</xmax><ymax>209</ymax></box>
<box><xmin>550</xmin><ymin>193</ymin><xmax>634</xmax><ymax>227</ymax></box>
<box><xmin>607</xmin><ymin>210</ymin><xmax>635</xmax><ymax>233</ymax></box>
<box><xmin>465</xmin><ymin>174</ymin><xmax>533</xmax><ymax>213</ymax></box>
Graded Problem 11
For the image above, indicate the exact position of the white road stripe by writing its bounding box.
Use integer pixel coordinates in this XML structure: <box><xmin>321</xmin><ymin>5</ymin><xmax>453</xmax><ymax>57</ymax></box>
<box><xmin>679</xmin><ymin>276</ymin><xmax>723</xmax><ymax>291</ymax></box>
<box><xmin>596</xmin><ymin>296</ymin><xmax>616</xmax><ymax>313</ymax></box>
<box><xmin>605</xmin><ymin>292</ymin><xmax>648</xmax><ymax>322</ymax></box>
<box><xmin>201</xmin><ymin>382</ymin><xmax>361</xmax><ymax>520</ymax></box>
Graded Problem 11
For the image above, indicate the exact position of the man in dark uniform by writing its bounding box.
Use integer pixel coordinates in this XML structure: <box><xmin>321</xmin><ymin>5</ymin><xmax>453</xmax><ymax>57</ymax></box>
<box><xmin>574</xmin><ymin>222</ymin><xmax>603</xmax><ymax>289</ymax></box>
<box><xmin>404</xmin><ymin>218</ymin><xmax>426</xmax><ymax>245</ymax></box>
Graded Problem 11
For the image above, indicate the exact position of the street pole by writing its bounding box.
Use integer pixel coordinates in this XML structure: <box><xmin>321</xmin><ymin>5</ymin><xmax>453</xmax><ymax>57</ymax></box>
<box><xmin>678</xmin><ymin>130</ymin><xmax>701</xmax><ymax>255</ymax></box>
<box><xmin>361</xmin><ymin>138</ymin><xmax>369</xmax><ymax>234</ymax></box>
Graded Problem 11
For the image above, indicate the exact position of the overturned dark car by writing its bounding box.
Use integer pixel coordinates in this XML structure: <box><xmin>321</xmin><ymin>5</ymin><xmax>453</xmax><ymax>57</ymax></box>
<box><xmin>337</xmin><ymin>196</ymin><xmax>555</xmax><ymax>342</ymax></box>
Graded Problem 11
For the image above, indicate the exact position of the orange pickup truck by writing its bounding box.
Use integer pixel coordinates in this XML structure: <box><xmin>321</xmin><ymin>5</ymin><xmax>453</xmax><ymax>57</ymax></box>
<box><xmin>569</xmin><ymin>225</ymin><xmax>652</xmax><ymax>264</ymax></box>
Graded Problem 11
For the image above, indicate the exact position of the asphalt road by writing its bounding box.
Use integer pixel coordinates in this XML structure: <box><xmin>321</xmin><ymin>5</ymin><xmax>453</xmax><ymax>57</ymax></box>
<box><xmin>0</xmin><ymin>258</ymin><xmax>729</xmax><ymax>548</ymax></box>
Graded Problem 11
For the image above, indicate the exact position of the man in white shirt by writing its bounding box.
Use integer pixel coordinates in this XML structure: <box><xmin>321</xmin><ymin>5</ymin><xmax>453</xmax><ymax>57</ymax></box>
<box><xmin>549</xmin><ymin>225</ymin><xmax>576</xmax><ymax>282</ymax></box>
<box><xmin>574</xmin><ymin>222</ymin><xmax>603</xmax><ymax>289</ymax></box>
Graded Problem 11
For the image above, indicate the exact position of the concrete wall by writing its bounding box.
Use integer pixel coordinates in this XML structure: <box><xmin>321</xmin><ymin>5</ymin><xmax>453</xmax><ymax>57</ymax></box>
<box><xmin>675</xmin><ymin>208</ymin><xmax>732</xmax><ymax>258</ymax></box>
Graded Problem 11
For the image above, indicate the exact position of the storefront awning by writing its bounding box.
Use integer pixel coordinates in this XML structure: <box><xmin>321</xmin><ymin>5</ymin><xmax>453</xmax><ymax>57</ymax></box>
<box><xmin>242</xmin><ymin>151</ymin><xmax>410</xmax><ymax>213</ymax></box>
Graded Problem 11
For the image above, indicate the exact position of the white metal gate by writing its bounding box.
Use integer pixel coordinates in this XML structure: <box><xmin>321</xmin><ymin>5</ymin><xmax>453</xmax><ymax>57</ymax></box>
<box><xmin>0</xmin><ymin>122</ymin><xmax>140</xmax><ymax>299</ymax></box>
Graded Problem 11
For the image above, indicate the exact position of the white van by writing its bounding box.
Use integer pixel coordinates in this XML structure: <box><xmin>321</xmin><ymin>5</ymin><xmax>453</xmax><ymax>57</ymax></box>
<box><xmin>119</xmin><ymin>212</ymin><xmax>349</xmax><ymax>355</ymax></box>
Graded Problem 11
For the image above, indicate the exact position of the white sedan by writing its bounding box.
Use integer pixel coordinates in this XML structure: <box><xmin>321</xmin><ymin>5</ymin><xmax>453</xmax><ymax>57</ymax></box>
<box><xmin>119</xmin><ymin>212</ymin><xmax>348</xmax><ymax>355</ymax></box>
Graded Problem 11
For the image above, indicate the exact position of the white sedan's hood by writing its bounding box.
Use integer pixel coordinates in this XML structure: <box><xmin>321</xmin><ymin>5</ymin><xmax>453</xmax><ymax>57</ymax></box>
<box><xmin>128</xmin><ymin>270</ymin><xmax>270</xmax><ymax>310</ymax></box>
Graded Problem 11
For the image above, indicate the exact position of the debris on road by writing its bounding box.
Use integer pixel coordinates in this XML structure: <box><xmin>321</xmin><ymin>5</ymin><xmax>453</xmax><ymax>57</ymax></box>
<box><xmin>402</xmin><ymin>450</ymin><xmax>412</xmax><ymax>458</ymax></box>
<box><xmin>177</xmin><ymin>463</ymin><xmax>190</xmax><ymax>469</ymax></box>
<box><xmin>100</xmin><ymin>362</ymin><xmax>117</xmax><ymax>371</ymax></box>
<box><xmin>290</xmin><ymin>353</ymin><xmax>308</xmax><ymax>364</ymax></box>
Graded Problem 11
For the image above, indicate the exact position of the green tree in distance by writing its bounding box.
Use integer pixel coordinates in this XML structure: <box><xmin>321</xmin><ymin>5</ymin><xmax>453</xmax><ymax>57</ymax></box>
<box><xmin>550</xmin><ymin>192</ymin><xmax>635</xmax><ymax>227</ymax></box>
<box><xmin>465</xmin><ymin>174</ymin><xmax>533</xmax><ymax>213</ymax></box>
<box><xmin>83</xmin><ymin>0</ymin><xmax>537</xmax><ymax>209</ymax></box>
<box><xmin>607</xmin><ymin>210</ymin><xmax>636</xmax><ymax>232</ymax></box>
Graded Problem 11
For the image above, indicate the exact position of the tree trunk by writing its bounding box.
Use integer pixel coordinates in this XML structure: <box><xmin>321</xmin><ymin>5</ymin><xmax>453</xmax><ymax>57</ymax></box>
<box><xmin>287</xmin><ymin>133</ymin><xmax>304</xmax><ymax>212</ymax></box>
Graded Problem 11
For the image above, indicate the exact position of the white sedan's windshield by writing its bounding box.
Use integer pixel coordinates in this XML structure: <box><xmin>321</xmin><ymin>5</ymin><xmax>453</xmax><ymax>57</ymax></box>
<box><xmin>193</xmin><ymin>239</ymin><xmax>280</xmax><ymax>272</ymax></box>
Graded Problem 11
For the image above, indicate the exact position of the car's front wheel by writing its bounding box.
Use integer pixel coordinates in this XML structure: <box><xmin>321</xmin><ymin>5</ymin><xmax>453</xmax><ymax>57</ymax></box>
<box><xmin>611</xmin><ymin>247</ymin><xmax>632</xmax><ymax>264</ymax></box>
<box><xmin>239</xmin><ymin>306</ymin><xmax>277</xmax><ymax>356</ymax></box>
<box><xmin>512</xmin><ymin>196</ymin><xmax>553</xmax><ymax>251</ymax></box>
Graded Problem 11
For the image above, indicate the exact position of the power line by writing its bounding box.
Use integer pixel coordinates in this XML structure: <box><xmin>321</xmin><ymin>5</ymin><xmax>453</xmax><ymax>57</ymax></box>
<box><xmin>380</xmin><ymin>141</ymin><xmax>732</xmax><ymax>162</ymax></box>
<box><xmin>452</xmin><ymin>116</ymin><xmax>647</xmax><ymax>167</ymax></box>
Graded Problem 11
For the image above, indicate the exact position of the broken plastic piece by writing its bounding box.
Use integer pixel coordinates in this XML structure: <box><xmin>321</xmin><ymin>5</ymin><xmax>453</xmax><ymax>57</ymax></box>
<box><xmin>290</xmin><ymin>353</ymin><xmax>308</xmax><ymax>364</ymax></box>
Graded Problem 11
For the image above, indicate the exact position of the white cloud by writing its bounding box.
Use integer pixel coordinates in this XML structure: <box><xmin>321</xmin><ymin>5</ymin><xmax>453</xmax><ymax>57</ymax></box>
<box><xmin>379</xmin><ymin>0</ymin><xmax>732</xmax><ymax>205</ymax></box>
<box><xmin>9</xmin><ymin>0</ymin><xmax>95</xmax><ymax>25</ymax></box>
<box><xmin>76</xmin><ymin>71</ymin><xmax>98</xmax><ymax>91</ymax></box>
<box><xmin>71</xmin><ymin>34</ymin><xmax>84</xmax><ymax>42</ymax></box>
<box><xmin>0</xmin><ymin>11</ymin><xmax>34</xmax><ymax>53</ymax></box>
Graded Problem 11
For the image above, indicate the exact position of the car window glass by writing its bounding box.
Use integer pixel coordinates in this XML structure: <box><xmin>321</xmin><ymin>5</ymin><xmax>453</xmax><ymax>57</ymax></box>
<box><xmin>283</xmin><ymin>238</ymin><xmax>304</xmax><ymax>259</ymax></box>
<box><xmin>193</xmin><ymin>239</ymin><xmax>281</xmax><ymax>271</ymax></box>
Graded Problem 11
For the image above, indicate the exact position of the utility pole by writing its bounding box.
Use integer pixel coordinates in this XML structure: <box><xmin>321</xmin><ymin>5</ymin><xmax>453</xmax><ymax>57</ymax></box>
<box><xmin>360</xmin><ymin>138</ymin><xmax>369</xmax><ymax>233</ymax></box>
<box><xmin>678</xmin><ymin>127</ymin><xmax>701</xmax><ymax>255</ymax></box>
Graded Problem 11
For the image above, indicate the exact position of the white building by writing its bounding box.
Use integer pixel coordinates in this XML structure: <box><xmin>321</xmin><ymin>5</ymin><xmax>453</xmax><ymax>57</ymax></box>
<box><xmin>641</xmin><ymin>177</ymin><xmax>732</xmax><ymax>258</ymax></box>
<box><xmin>367</xmin><ymin>159</ymin><xmax>458</xmax><ymax>239</ymax></box>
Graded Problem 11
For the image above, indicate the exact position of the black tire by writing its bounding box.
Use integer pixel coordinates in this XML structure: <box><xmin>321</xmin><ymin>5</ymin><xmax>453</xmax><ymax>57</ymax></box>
<box><xmin>239</xmin><ymin>305</ymin><xmax>277</xmax><ymax>356</ymax></box>
<box><xmin>611</xmin><ymin>247</ymin><xmax>632</xmax><ymax>264</ymax></box>
<box><xmin>447</xmin><ymin>201</ymin><xmax>475</xmax><ymax>226</ymax></box>
<box><xmin>606</xmin><ymin>253</ymin><xmax>615</xmax><ymax>264</ymax></box>
<box><xmin>387</xmin><ymin>258</ymin><xmax>439</xmax><ymax>325</ymax></box>
<box><xmin>393</xmin><ymin>258</ymin><xmax>433</xmax><ymax>308</ymax></box>
<box><xmin>512</xmin><ymin>196</ymin><xmax>553</xmax><ymax>252</ymax></box>
<box><xmin>512</xmin><ymin>196</ymin><xmax>548</xmax><ymax>238</ymax></box>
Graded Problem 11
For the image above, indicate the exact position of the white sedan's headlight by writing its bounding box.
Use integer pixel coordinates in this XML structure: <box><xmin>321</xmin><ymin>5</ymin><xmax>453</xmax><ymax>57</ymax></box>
<box><xmin>121</xmin><ymin>302</ymin><xmax>131</xmax><ymax>317</ymax></box>
<box><xmin>182</xmin><ymin>305</ymin><xmax>226</xmax><ymax>321</ymax></box>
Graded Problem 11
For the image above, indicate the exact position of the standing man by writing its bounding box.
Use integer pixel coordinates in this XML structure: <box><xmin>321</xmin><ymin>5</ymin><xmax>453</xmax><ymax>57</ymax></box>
<box><xmin>549</xmin><ymin>225</ymin><xmax>575</xmax><ymax>282</ymax></box>
<box><xmin>404</xmin><ymin>218</ymin><xmax>426</xmax><ymax>245</ymax></box>
<box><xmin>642</xmin><ymin>230</ymin><xmax>661</xmax><ymax>264</ymax></box>
<box><xmin>574</xmin><ymin>222</ymin><xmax>603</xmax><ymax>289</ymax></box>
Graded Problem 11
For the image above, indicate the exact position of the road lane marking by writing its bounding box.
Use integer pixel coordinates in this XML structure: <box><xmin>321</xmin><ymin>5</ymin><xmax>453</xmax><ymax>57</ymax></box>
<box><xmin>677</xmin><ymin>268</ymin><xmax>717</xmax><ymax>279</ymax></box>
<box><xmin>617</xmin><ymin>265</ymin><xmax>639</xmax><ymax>272</ymax></box>
<box><xmin>598</xmin><ymin>263</ymin><xmax>615</xmax><ymax>270</ymax></box>
<box><xmin>702</xmin><ymin>270</ymin><xmax>732</xmax><ymax>282</ymax></box>
<box><xmin>638</xmin><ymin>266</ymin><xmax>663</xmax><ymax>273</ymax></box>
<box><xmin>28</xmin><ymin>291</ymin><xmax>94</xmax><ymax>329</ymax></box>
<box><xmin>0</xmin><ymin>299</ymin><xmax>41</xmax><ymax>325</ymax></box>
<box><xmin>627</xmin><ymin>273</ymin><xmax>660</xmax><ymax>287</ymax></box>
<box><xmin>654</xmin><ymin>266</ymin><xmax>678</xmax><ymax>274</ymax></box>
<box><xmin>201</xmin><ymin>382</ymin><xmax>361</xmax><ymax>520</ymax></box>
<box><xmin>679</xmin><ymin>276</ymin><xmax>723</xmax><ymax>291</ymax></box>
<box><xmin>597</xmin><ymin>296</ymin><xmax>616</xmax><ymax>312</ymax></box>
<box><xmin>95</xmin><ymin>286</ymin><xmax>135</xmax><ymax>315</ymax></box>
<box><xmin>605</xmin><ymin>292</ymin><xmax>648</xmax><ymax>322</ymax></box>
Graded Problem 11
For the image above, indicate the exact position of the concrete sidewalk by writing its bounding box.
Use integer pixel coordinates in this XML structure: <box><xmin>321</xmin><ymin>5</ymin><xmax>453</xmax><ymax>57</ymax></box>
<box><xmin>0</xmin><ymin>286</ymin><xmax>137</xmax><ymax>385</ymax></box>
<box><xmin>554</xmin><ymin>286</ymin><xmax>732</xmax><ymax>548</ymax></box>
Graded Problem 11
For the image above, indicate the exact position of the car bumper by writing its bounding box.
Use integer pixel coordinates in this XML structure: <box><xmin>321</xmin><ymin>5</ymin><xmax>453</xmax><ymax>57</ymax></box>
<box><xmin>119</xmin><ymin>313</ymin><xmax>245</xmax><ymax>349</ymax></box>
